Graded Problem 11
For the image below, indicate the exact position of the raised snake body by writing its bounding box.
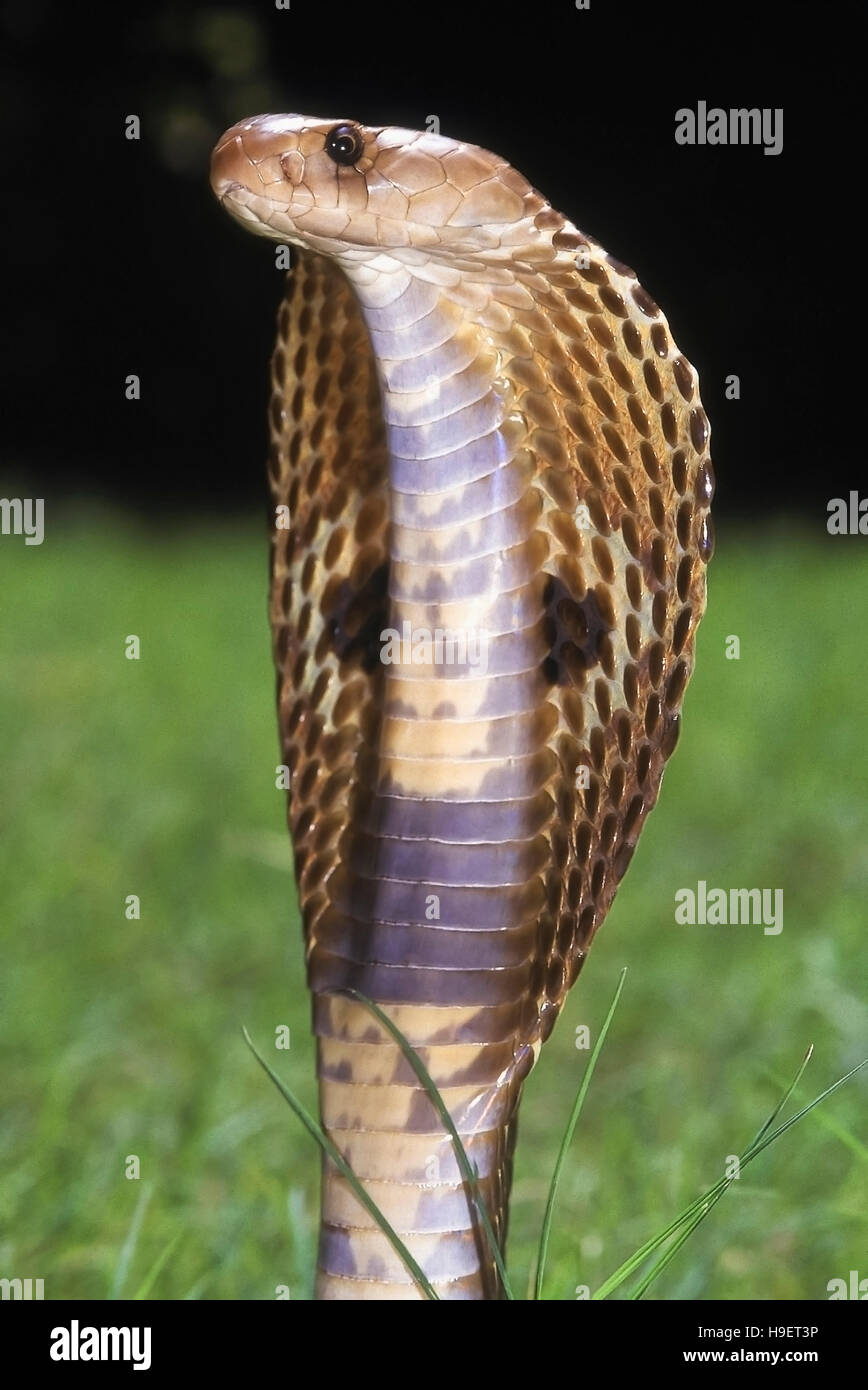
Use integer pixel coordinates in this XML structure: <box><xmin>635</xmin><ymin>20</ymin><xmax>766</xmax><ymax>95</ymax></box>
<box><xmin>210</xmin><ymin>114</ymin><xmax>714</xmax><ymax>1299</ymax></box>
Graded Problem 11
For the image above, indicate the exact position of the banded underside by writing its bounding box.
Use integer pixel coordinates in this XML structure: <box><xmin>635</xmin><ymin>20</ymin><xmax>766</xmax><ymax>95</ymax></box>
<box><xmin>266</xmin><ymin>221</ymin><xmax>713</xmax><ymax>1298</ymax></box>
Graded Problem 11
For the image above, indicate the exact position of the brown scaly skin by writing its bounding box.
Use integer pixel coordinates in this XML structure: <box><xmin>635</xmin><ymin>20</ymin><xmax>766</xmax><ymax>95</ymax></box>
<box><xmin>211</xmin><ymin>115</ymin><xmax>714</xmax><ymax>1299</ymax></box>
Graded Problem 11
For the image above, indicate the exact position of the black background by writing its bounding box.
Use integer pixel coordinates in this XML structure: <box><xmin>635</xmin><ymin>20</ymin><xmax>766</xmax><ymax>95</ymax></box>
<box><xmin>0</xmin><ymin>0</ymin><xmax>857</xmax><ymax>519</ymax></box>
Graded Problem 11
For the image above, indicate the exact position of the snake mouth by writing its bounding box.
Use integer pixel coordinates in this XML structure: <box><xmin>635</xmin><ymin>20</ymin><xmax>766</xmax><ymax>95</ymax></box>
<box><xmin>213</xmin><ymin>179</ymin><xmax>286</xmax><ymax>240</ymax></box>
<box><xmin>216</xmin><ymin>180</ymin><xmax>247</xmax><ymax>210</ymax></box>
<box><xmin>216</xmin><ymin>180</ymin><xmax>250</xmax><ymax>211</ymax></box>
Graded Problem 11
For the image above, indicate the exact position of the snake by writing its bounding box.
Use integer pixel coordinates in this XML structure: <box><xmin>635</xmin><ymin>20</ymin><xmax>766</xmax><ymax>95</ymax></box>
<box><xmin>210</xmin><ymin>113</ymin><xmax>714</xmax><ymax>1300</ymax></box>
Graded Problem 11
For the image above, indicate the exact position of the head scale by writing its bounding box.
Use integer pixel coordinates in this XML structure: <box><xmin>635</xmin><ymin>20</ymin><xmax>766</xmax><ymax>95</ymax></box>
<box><xmin>210</xmin><ymin>114</ymin><xmax>545</xmax><ymax>264</ymax></box>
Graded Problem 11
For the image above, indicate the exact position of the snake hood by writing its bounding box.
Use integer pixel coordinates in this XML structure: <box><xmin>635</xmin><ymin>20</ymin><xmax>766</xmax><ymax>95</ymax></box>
<box><xmin>211</xmin><ymin>114</ymin><xmax>546</xmax><ymax>263</ymax></box>
<box><xmin>211</xmin><ymin>110</ymin><xmax>713</xmax><ymax>1299</ymax></box>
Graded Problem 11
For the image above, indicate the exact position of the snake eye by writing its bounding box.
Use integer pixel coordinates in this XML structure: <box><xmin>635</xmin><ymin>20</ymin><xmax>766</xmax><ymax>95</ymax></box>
<box><xmin>325</xmin><ymin>122</ymin><xmax>364</xmax><ymax>167</ymax></box>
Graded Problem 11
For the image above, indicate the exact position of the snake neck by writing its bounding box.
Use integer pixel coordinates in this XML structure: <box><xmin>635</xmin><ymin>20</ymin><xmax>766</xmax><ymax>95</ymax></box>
<box><xmin>310</xmin><ymin>257</ymin><xmax>553</xmax><ymax>1298</ymax></box>
<box><xmin>344</xmin><ymin>252</ymin><xmax>541</xmax><ymax>665</ymax></box>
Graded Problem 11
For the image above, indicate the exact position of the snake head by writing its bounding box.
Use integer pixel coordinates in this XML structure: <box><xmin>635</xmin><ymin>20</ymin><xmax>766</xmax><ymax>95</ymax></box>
<box><xmin>210</xmin><ymin>114</ymin><xmax>546</xmax><ymax>264</ymax></box>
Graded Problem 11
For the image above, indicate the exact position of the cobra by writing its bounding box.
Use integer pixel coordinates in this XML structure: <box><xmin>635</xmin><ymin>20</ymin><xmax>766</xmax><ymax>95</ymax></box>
<box><xmin>210</xmin><ymin>114</ymin><xmax>714</xmax><ymax>1300</ymax></box>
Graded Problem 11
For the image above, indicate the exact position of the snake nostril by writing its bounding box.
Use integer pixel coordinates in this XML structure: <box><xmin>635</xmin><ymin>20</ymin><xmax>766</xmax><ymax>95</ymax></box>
<box><xmin>280</xmin><ymin>150</ymin><xmax>304</xmax><ymax>183</ymax></box>
<box><xmin>217</xmin><ymin>180</ymin><xmax>246</xmax><ymax>204</ymax></box>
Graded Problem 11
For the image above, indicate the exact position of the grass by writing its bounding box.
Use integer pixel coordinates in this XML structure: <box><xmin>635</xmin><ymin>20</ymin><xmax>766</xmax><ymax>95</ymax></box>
<box><xmin>0</xmin><ymin>508</ymin><xmax>866</xmax><ymax>1300</ymax></box>
<box><xmin>249</xmin><ymin>986</ymin><xmax>866</xmax><ymax>1300</ymax></box>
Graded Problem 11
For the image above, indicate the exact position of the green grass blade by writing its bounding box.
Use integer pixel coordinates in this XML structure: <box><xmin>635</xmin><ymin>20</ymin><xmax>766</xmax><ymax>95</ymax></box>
<box><xmin>242</xmin><ymin>1026</ymin><xmax>439</xmax><ymax>1300</ymax></box>
<box><xmin>761</xmin><ymin>1064</ymin><xmax>868</xmax><ymax>1164</ymax></box>
<box><xmin>133</xmin><ymin>1229</ymin><xmax>184</xmax><ymax>1300</ymax></box>
<box><xmin>594</xmin><ymin>1052</ymin><xmax>868</xmax><ymax>1300</ymax></box>
<box><xmin>110</xmin><ymin>1182</ymin><xmax>152</xmax><ymax>1300</ymax></box>
<box><xmin>739</xmin><ymin>1057</ymin><xmax>868</xmax><ymax>1165</ymax></box>
<box><xmin>629</xmin><ymin>1203</ymin><xmax>715</xmax><ymax>1299</ymax></box>
<box><xmin>748</xmin><ymin>1045</ymin><xmax>813</xmax><ymax>1151</ymax></box>
<box><xmin>534</xmin><ymin>967</ymin><xmax>627</xmax><ymax>1300</ymax></box>
<box><xmin>631</xmin><ymin>1045</ymin><xmax>818</xmax><ymax>1299</ymax></box>
<box><xmin>594</xmin><ymin>1048</ymin><xmax>818</xmax><ymax>1299</ymax></box>
<box><xmin>593</xmin><ymin>1172</ymin><xmax>735</xmax><ymax>1299</ymax></box>
<box><xmin>342</xmin><ymin>988</ymin><xmax>515</xmax><ymax>1300</ymax></box>
<box><xmin>631</xmin><ymin>1054</ymin><xmax>868</xmax><ymax>1300</ymax></box>
<box><xmin>287</xmin><ymin>1185</ymin><xmax>316</xmax><ymax>1298</ymax></box>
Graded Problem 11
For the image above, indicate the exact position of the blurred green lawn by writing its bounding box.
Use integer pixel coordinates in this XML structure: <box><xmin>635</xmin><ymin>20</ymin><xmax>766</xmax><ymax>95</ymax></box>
<box><xmin>1</xmin><ymin>510</ymin><xmax>865</xmax><ymax>1300</ymax></box>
